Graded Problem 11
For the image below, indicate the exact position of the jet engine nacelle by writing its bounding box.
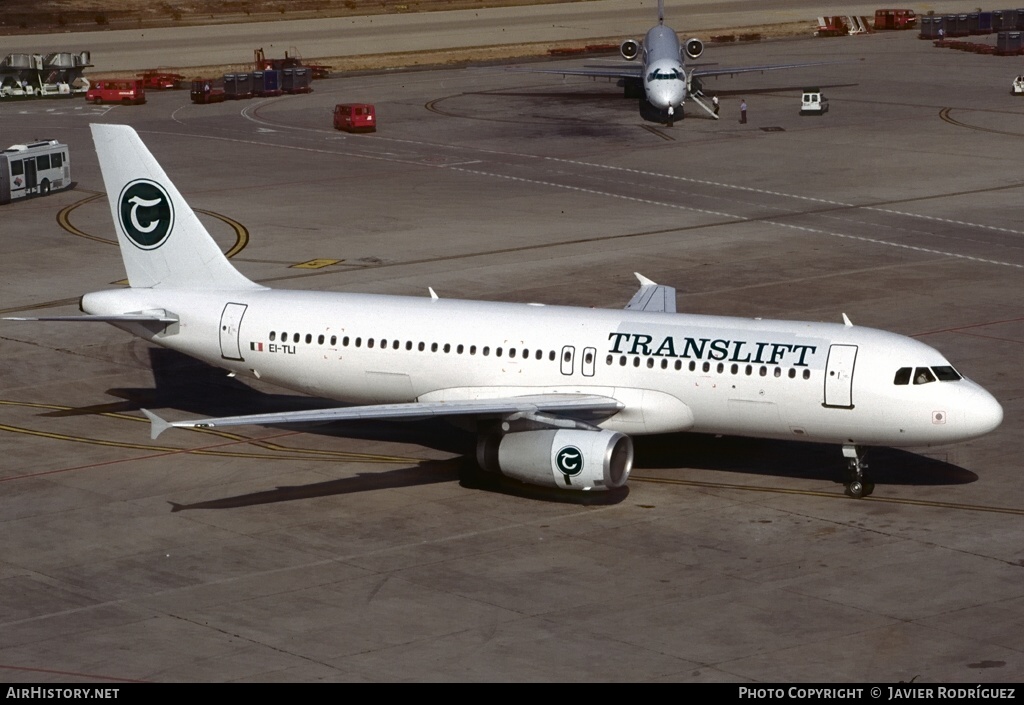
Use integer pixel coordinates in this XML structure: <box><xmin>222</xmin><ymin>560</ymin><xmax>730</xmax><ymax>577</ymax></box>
<box><xmin>476</xmin><ymin>429</ymin><xmax>633</xmax><ymax>491</ymax></box>
<box><xmin>684</xmin><ymin>37</ymin><xmax>704</xmax><ymax>60</ymax></box>
<box><xmin>620</xmin><ymin>39</ymin><xmax>641</xmax><ymax>61</ymax></box>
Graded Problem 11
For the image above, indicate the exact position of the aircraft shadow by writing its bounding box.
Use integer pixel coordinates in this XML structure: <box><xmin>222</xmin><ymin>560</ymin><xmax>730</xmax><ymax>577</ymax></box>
<box><xmin>169</xmin><ymin>456</ymin><xmax>629</xmax><ymax>511</ymax></box>
<box><xmin>696</xmin><ymin>82</ymin><xmax>859</xmax><ymax>99</ymax></box>
<box><xmin>633</xmin><ymin>433</ymin><xmax>978</xmax><ymax>489</ymax></box>
<box><xmin>61</xmin><ymin>349</ymin><xmax>972</xmax><ymax>507</ymax></box>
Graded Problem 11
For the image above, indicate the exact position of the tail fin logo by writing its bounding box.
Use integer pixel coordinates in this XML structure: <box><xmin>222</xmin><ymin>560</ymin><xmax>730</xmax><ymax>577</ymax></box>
<box><xmin>118</xmin><ymin>180</ymin><xmax>174</xmax><ymax>250</ymax></box>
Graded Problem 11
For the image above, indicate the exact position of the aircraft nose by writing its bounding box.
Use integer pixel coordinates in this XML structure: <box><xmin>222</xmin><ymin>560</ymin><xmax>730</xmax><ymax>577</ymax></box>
<box><xmin>648</xmin><ymin>84</ymin><xmax>681</xmax><ymax>110</ymax></box>
<box><xmin>964</xmin><ymin>386</ymin><xmax>1003</xmax><ymax>438</ymax></box>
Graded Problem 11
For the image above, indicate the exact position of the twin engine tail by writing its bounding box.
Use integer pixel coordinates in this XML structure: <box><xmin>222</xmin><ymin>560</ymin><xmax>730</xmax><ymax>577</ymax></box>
<box><xmin>90</xmin><ymin>124</ymin><xmax>262</xmax><ymax>291</ymax></box>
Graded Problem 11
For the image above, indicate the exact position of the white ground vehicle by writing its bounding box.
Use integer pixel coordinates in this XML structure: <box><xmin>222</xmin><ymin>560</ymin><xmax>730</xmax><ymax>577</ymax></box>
<box><xmin>1013</xmin><ymin>76</ymin><xmax>1024</xmax><ymax>95</ymax></box>
<box><xmin>0</xmin><ymin>140</ymin><xmax>70</xmax><ymax>204</ymax></box>
<box><xmin>800</xmin><ymin>88</ymin><xmax>829</xmax><ymax>115</ymax></box>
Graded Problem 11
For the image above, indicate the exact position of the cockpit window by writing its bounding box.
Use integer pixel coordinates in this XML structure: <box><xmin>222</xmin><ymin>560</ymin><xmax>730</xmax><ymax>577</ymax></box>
<box><xmin>647</xmin><ymin>68</ymin><xmax>682</xmax><ymax>81</ymax></box>
<box><xmin>897</xmin><ymin>365</ymin><xmax>962</xmax><ymax>385</ymax></box>
<box><xmin>913</xmin><ymin>367</ymin><xmax>936</xmax><ymax>385</ymax></box>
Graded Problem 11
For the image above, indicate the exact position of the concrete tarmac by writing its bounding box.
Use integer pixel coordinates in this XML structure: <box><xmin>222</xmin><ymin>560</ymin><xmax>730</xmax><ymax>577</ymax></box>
<box><xmin>1</xmin><ymin>1</ymin><xmax>983</xmax><ymax>72</ymax></box>
<box><xmin>0</xmin><ymin>27</ymin><xmax>1022</xmax><ymax>682</ymax></box>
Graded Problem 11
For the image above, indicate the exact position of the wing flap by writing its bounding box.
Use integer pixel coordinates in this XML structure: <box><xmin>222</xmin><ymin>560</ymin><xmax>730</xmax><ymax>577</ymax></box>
<box><xmin>142</xmin><ymin>394</ymin><xmax>624</xmax><ymax>439</ymax></box>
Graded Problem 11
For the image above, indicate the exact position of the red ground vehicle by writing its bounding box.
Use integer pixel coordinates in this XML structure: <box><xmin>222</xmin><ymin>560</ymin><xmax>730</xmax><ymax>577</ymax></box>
<box><xmin>333</xmin><ymin>103</ymin><xmax>376</xmax><ymax>133</ymax></box>
<box><xmin>85</xmin><ymin>79</ymin><xmax>146</xmax><ymax>105</ymax></box>
<box><xmin>874</xmin><ymin>9</ymin><xmax>917</xmax><ymax>30</ymax></box>
<box><xmin>190</xmin><ymin>78</ymin><xmax>225</xmax><ymax>104</ymax></box>
<box><xmin>137</xmin><ymin>71</ymin><xmax>184</xmax><ymax>90</ymax></box>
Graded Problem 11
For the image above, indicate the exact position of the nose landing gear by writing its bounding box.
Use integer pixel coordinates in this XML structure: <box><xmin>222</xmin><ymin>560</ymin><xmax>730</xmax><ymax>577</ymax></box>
<box><xmin>842</xmin><ymin>444</ymin><xmax>875</xmax><ymax>498</ymax></box>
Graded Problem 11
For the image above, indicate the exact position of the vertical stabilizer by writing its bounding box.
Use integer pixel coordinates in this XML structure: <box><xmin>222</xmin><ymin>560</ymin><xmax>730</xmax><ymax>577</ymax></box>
<box><xmin>90</xmin><ymin>124</ymin><xmax>262</xmax><ymax>291</ymax></box>
<box><xmin>658</xmin><ymin>0</ymin><xmax>665</xmax><ymax>24</ymax></box>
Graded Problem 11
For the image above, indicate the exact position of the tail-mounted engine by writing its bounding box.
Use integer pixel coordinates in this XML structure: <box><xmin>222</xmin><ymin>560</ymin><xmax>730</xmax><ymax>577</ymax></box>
<box><xmin>620</xmin><ymin>39</ymin><xmax>641</xmax><ymax>61</ymax></box>
<box><xmin>684</xmin><ymin>37</ymin><xmax>704</xmax><ymax>60</ymax></box>
<box><xmin>477</xmin><ymin>429</ymin><xmax>633</xmax><ymax>491</ymax></box>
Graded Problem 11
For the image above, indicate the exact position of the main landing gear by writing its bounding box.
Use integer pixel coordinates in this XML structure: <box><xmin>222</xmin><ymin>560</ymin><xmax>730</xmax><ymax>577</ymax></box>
<box><xmin>842</xmin><ymin>444</ymin><xmax>875</xmax><ymax>498</ymax></box>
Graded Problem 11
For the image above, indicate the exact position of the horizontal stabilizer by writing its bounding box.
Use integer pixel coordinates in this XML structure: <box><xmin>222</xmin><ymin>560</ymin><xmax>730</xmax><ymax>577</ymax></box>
<box><xmin>4</xmin><ymin>313</ymin><xmax>178</xmax><ymax>323</ymax></box>
<box><xmin>142</xmin><ymin>394</ymin><xmax>625</xmax><ymax>438</ymax></box>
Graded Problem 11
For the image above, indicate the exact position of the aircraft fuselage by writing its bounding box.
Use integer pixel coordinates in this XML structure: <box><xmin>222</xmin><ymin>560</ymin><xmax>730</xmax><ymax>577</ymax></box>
<box><xmin>82</xmin><ymin>287</ymin><xmax>1004</xmax><ymax>449</ymax></box>
<box><xmin>642</xmin><ymin>24</ymin><xmax>687</xmax><ymax>117</ymax></box>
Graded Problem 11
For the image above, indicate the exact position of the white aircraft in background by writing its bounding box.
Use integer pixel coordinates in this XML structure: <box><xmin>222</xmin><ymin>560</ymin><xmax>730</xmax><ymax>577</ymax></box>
<box><xmin>7</xmin><ymin>125</ymin><xmax>1003</xmax><ymax>499</ymax></box>
<box><xmin>519</xmin><ymin>0</ymin><xmax>838</xmax><ymax>125</ymax></box>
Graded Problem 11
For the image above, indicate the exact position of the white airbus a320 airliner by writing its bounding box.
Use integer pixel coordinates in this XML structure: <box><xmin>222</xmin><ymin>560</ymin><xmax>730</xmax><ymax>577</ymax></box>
<box><xmin>9</xmin><ymin>125</ymin><xmax>1003</xmax><ymax>498</ymax></box>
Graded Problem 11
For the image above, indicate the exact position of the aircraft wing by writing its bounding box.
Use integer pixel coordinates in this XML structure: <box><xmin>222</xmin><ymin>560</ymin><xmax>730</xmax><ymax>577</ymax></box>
<box><xmin>624</xmin><ymin>272</ymin><xmax>676</xmax><ymax>313</ymax></box>
<box><xmin>692</xmin><ymin>60</ymin><xmax>840</xmax><ymax>79</ymax></box>
<box><xmin>510</xmin><ymin>65</ymin><xmax>642</xmax><ymax>80</ymax></box>
<box><xmin>142</xmin><ymin>394</ymin><xmax>625</xmax><ymax>439</ymax></box>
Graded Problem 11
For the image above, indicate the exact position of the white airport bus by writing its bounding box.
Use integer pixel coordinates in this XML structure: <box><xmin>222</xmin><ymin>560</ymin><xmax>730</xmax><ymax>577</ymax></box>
<box><xmin>0</xmin><ymin>139</ymin><xmax>70</xmax><ymax>204</ymax></box>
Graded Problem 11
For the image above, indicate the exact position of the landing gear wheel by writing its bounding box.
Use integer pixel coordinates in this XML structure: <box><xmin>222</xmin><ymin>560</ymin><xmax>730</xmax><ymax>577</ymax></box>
<box><xmin>841</xmin><ymin>444</ymin><xmax>872</xmax><ymax>499</ymax></box>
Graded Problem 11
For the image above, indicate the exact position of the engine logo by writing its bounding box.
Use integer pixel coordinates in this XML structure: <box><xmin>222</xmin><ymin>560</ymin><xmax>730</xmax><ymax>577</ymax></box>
<box><xmin>118</xmin><ymin>179</ymin><xmax>174</xmax><ymax>250</ymax></box>
<box><xmin>555</xmin><ymin>445</ymin><xmax>583</xmax><ymax>477</ymax></box>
